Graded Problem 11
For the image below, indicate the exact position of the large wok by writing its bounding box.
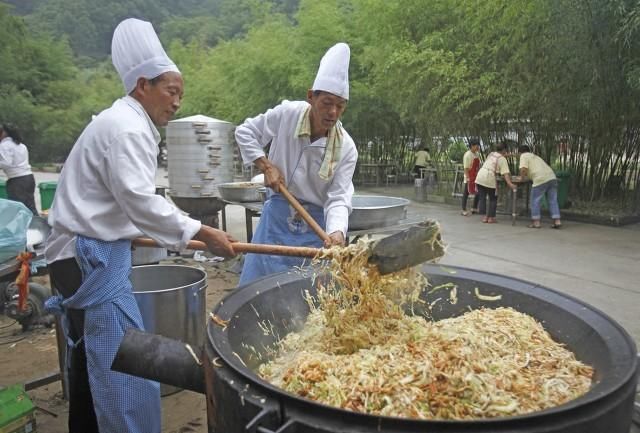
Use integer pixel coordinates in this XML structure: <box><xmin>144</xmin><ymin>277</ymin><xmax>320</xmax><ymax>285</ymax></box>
<box><xmin>113</xmin><ymin>265</ymin><xmax>638</xmax><ymax>433</ymax></box>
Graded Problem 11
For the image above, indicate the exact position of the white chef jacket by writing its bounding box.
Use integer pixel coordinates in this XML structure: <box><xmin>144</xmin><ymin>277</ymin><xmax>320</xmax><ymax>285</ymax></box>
<box><xmin>45</xmin><ymin>96</ymin><xmax>201</xmax><ymax>264</ymax></box>
<box><xmin>235</xmin><ymin>100</ymin><xmax>357</xmax><ymax>235</ymax></box>
<box><xmin>0</xmin><ymin>137</ymin><xmax>32</xmax><ymax>179</ymax></box>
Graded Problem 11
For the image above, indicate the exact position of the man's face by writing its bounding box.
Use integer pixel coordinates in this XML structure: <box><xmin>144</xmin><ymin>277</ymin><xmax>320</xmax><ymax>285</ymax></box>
<box><xmin>307</xmin><ymin>90</ymin><xmax>347</xmax><ymax>134</ymax></box>
<box><xmin>137</xmin><ymin>72</ymin><xmax>184</xmax><ymax>127</ymax></box>
<box><xmin>471</xmin><ymin>144</ymin><xmax>480</xmax><ymax>153</ymax></box>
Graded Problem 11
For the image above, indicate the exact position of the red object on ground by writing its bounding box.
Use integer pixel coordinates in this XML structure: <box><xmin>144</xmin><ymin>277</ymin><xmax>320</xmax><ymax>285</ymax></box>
<box><xmin>15</xmin><ymin>252</ymin><xmax>33</xmax><ymax>312</ymax></box>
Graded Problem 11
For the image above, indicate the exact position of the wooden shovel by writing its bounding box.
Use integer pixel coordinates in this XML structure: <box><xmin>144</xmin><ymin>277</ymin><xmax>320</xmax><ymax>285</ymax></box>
<box><xmin>132</xmin><ymin>220</ymin><xmax>444</xmax><ymax>275</ymax></box>
<box><xmin>133</xmin><ymin>238</ymin><xmax>319</xmax><ymax>259</ymax></box>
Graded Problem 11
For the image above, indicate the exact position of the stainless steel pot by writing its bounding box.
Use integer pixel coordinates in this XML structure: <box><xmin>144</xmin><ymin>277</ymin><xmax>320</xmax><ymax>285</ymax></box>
<box><xmin>131</xmin><ymin>246</ymin><xmax>167</xmax><ymax>266</ymax></box>
<box><xmin>349</xmin><ymin>195</ymin><xmax>410</xmax><ymax>230</ymax></box>
<box><xmin>218</xmin><ymin>182</ymin><xmax>264</xmax><ymax>202</ymax></box>
<box><xmin>130</xmin><ymin>264</ymin><xmax>207</xmax><ymax>396</ymax></box>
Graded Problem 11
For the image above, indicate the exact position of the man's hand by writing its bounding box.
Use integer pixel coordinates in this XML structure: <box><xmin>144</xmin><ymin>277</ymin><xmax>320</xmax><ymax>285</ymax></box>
<box><xmin>254</xmin><ymin>157</ymin><xmax>284</xmax><ymax>192</ymax></box>
<box><xmin>193</xmin><ymin>225</ymin><xmax>237</xmax><ymax>258</ymax></box>
<box><xmin>324</xmin><ymin>231</ymin><xmax>345</xmax><ymax>248</ymax></box>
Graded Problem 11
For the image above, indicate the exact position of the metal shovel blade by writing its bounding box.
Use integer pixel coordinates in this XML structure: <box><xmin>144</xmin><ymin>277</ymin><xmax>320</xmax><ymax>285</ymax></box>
<box><xmin>367</xmin><ymin>219</ymin><xmax>444</xmax><ymax>274</ymax></box>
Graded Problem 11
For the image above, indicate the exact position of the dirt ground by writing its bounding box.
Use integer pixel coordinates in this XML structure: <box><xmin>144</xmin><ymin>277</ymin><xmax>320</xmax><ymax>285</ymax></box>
<box><xmin>0</xmin><ymin>255</ymin><xmax>241</xmax><ymax>433</ymax></box>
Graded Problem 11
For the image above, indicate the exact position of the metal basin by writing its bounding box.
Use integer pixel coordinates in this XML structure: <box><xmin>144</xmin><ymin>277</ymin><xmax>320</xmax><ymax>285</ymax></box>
<box><xmin>349</xmin><ymin>195</ymin><xmax>410</xmax><ymax>230</ymax></box>
<box><xmin>217</xmin><ymin>182</ymin><xmax>264</xmax><ymax>202</ymax></box>
<box><xmin>26</xmin><ymin>215</ymin><xmax>50</xmax><ymax>249</ymax></box>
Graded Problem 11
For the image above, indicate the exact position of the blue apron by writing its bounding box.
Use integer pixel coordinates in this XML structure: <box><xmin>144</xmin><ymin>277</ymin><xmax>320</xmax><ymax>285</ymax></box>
<box><xmin>46</xmin><ymin>236</ymin><xmax>161</xmax><ymax>433</ymax></box>
<box><xmin>239</xmin><ymin>194</ymin><xmax>325</xmax><ymax>286</ymax></box>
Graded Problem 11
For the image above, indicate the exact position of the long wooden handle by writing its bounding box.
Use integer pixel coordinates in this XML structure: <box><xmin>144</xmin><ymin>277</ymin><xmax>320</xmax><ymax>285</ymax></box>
<box><xmin>278</xmin><ymin>184</ymin><xmax>332</xmax><ymax>244</ymax></box>
<box><xmin>132</xmin><ymin>238</ymin><xmax>321</xmax><ymax>258</ymax></box>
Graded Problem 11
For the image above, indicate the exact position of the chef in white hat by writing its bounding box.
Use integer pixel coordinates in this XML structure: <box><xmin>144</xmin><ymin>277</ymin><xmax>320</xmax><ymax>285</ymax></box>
<box><xmin>236</xmin><ymin>42</ymin><xmax>358</xmax><ymax>285</ymax></box>
<box><xmin>45</xmin><ymin>18</ymin><xmax>236</xmax><ymax>433</ymax></box>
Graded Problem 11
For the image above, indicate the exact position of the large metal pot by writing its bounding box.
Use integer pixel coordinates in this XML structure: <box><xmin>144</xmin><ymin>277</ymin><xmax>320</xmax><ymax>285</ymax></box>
<box><xmin>349</xmin><ymin>195</ymin><xmax>410</xmax><ymax>230</ymax></box>
<box><xmin>130</xmin><ymin>264</ymin><xmax>207</xmax><ymax>395</ymax></box>
<box><xmin>115</xmin><ymin>265</ymin><xmax>638</xmax><ymax>432</ymax></box>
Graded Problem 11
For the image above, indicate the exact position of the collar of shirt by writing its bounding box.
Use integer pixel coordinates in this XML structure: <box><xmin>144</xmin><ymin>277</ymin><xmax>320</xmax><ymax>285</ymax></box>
<box><xmin>293</xmin><ymin>105</ymin><xmax>343</xmax><ymax>180</ymax></box>
<box><xmin>0</xmin><ymin>137</ymin><xmax>13</xmax><ymax>145</ymax></box>
<box><xmin>122</xmin><ymin>95</ymin><xmax>161</xmax><ymax>144</ymax></box>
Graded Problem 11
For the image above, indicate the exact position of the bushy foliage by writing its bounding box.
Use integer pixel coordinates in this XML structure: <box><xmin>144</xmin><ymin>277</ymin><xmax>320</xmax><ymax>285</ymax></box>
<box><xmin>3</xmin><ymin>0</ymin><xmax>640</xmax><ymax>204</ymax></box>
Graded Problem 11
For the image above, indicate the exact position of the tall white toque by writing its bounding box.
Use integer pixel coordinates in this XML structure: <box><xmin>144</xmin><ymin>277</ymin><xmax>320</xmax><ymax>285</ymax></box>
<box><xmin>111</xmin><ymin>18</ymin><xmax>181</xmax><ymax>94</ymax></box>
<box><xmin>311</xmin><ymin>42</ymin><xmax>350</xmax><ymax>100</ymax></box>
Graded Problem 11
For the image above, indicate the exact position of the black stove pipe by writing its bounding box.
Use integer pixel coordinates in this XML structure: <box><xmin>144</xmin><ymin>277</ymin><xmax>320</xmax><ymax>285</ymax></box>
<box><xmin>112</xmin><ymin>328</ymin><xmax>205</xmax><ymax>394</ymax></box>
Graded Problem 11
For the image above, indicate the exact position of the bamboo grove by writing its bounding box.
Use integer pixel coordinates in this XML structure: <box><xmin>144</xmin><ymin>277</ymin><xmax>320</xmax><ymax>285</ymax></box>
<box><xmin>2</xmin><ymin>0</ymin><xmax>640</xmax><ymax>207</ymax></box>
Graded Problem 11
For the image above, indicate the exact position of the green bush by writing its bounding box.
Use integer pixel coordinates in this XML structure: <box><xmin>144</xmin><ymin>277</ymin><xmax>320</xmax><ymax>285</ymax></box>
<box><xmin>447</xmin><ymin>140</ymin><xmax>467</xmax><ymax>163</ymax></box>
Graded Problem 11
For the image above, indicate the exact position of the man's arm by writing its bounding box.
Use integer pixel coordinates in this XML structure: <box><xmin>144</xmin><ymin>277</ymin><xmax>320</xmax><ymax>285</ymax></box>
<box><xmin>253</xmin><ymin>156</ymin><xmax>284</xmax><ymax>192</ymax></box>
<box><xmin>106</xmin><ymin>131</ymin><xmax>236</xmax><ymax>256</ymax></box>
<box><xmin>193</xmin><ymin>225</ymin><xmax>236</xmax><ymax>257</ymax></box>
<box><xmin>235</xmin><ymin>104</ymin><xmax>285</xmax><ymax>169</ymax></box>
<box><xmin>499</xmin><ymin>157</ymin><xmax>517</xmax><ymax>191</ymax></box>
<box><xmin>324</xmin><ymin>141</ymin><xmax>358</xmax><ymax>246</ymax></box>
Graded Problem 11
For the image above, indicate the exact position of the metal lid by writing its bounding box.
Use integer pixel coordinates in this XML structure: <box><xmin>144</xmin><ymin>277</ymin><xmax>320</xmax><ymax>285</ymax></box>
<box><xmin>168</xmin><ymin>114</ymin><xmax>232</xmax><ymax>124</ymax></box>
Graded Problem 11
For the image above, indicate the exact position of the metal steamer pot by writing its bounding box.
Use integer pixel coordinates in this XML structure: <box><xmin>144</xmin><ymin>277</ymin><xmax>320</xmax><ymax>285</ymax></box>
<box><xmin>166</xmin><ymin>114</ymin><xmax>236</xmax><ymax>219</ymax></box>
<box><xmin>113</xmin><ymin>265</ymin><xmax>638</xmax><ymax>433</ymax></box>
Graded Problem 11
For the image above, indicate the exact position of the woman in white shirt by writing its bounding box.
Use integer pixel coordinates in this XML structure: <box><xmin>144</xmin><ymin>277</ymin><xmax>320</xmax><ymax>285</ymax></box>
<box><xmin>0</xmin><ymin>123</ymin><xmax>37</xmax><ymax>214</ymax></box>
<box><xmin>474</xmin><ymin>142</ymin><xmax>517</xmax><ymax>223</ymax></box>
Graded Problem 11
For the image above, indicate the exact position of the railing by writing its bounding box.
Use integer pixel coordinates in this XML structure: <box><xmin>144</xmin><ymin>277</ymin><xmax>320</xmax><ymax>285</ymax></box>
<box><xmin>428</xmin><ymin>160</ymin><xmax>463</xmax><ymax>196</ymax></box>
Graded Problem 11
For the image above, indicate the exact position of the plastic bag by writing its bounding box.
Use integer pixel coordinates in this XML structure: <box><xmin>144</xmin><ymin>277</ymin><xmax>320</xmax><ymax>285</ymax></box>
<box><xmin>0</xmin><ymin>199</ymin><xmax>33</xmax><ymax>263</ymax></box>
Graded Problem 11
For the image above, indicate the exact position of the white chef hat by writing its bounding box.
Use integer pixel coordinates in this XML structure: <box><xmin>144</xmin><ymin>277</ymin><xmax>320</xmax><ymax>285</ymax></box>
<box><xmin>111</xmin><ymin>18</ymin><xmax>180</xmax><ymax>94</ymax></box>
<box><xmin>312</xmin><ymin>43</ymin><xmax>350</xmax><ymax>100</ymax></box>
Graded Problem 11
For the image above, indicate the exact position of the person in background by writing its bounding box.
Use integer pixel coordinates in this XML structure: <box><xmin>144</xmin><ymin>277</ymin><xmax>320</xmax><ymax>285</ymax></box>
<box><xmin>235</xmin><ymin>43</ymin><xmax>357</xmax><ymax>286</ymax></box>
<box><xmin>45</xmin><ymin>18</ymin><xmax>236</xmax><ymax>433</ymax></box>
<box><xmin>518</xmin><ymin>145</ymin><xmax>562</xmax><ymax>229</ymax></box>
<box><xmin>413</xmin><ymin>146</ymin><xmax>431</xmax><ymax>177</ymax></box>
<box><xmin>461</xmin><ymin>138</ymin><xmax>481</xmax><ymax>216</ymax></box>
<box><xmin>474</xmin><ymin>142</ymin><xmax>517</xmax><ymax>223</ymax></box>
<box><xmin>0</xmin><ymin>123</ymin><xmax>37</xmax><ymax>214</ymax></box>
